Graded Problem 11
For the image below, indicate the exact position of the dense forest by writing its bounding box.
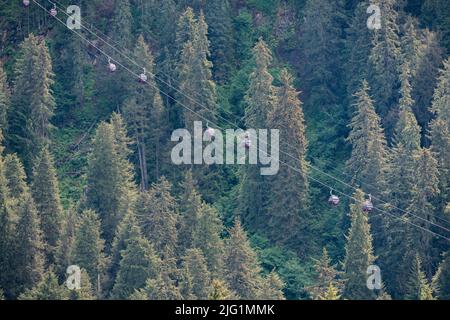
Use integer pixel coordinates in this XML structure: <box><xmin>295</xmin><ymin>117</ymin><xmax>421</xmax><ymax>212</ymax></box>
<box><xmin>0</xmin><ymin>0</ymin><xmax>449</xmax><ymax>300</ymax></box>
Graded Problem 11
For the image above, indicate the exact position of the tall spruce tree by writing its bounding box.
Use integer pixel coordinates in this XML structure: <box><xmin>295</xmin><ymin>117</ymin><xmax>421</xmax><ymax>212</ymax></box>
<box><xmin>19</xmin><ymin>269</ymin><xmax>67</xmax><ymax>300</ymax></box>
<box><xmin>54</xmin><ymin>208</ymin><xmax>78</xmax><ymax>280</ymax></box>
<box><xmin>346</xmin><ymin>80</ymin><xmax>387</xmax><ymax>196</ymax></box>
<box><xmin>135</xmin><ymin>177</ymin><xmax>178</xmax><ymax>260</ymax></box>
<box><xmin>239</xmin><ymin>38</ymin><xmax>276</xmax><ymax>231</ymax></box>
<box><xmin>85</xmin><ymin>118</ymin><xmax>136</xmax><ymax>246</ymax></box>
<box><xmin>177</xmin><ymin>171</ymin><xmax>225</xmax><ymax>275</ymax></box>
<box><xmin>0</xmin><ymin>62</ymin><xmax>9</xmax><ymax>131</ymax></box>
<box><xmin>112</xmin><ymin>236</ymin><xmax>160</xmax><ymax>299</ymax></box>
<box><xmin>267</xmin><ymin>69</ymin><xmax>310</xmax><ymax>250</ymax></box>
<box><xmin>0</xmin><ymin>142</ymin><xmax>14</xmax><ymax>298</ymax></box>
<box><xmin>382</xmin><ymin>65</ymin><xmax>422</xmax><ymax>298</ymax></box>
<box><xmin>342</xmin><ymin>189</ymin><xmax>376</xmax><ymax>300</ymax></box>
<box><xmin>177</xmin><ymin>170</ymin><xmax>202</xmax><ymax>253</ymax></box>
<box><xmin>4</xmin><ymin>153</ymin><xmax>28</xmax><ymax>203</ymax></box>
<box><xmin>411</xmin><ymin>30</ymin><xmax>443</xmax><ymax>133</ymax></box>
<box><xmin>130</xmin><ymin>259</ymin><xmax>182</xmax><ymax>300</ymax></box>
<box><xmin>123</xmin><ymin>35</ymin><xmax>166</xmax><ymax>190</ymax></box>
<box><xmin>72</xmin><ymin>210</ymin><xmax>106</xmax><ymax>297</ymax></box>
<box><xmin>408</xmin><ymin>148</ymin><xmax>439</xmax><ymax>276</ymax></box>
<box><xmin>307</xmin><ymin>248</ymin><xmax>344</xmax><ymax>300</ymax></box>
<box><xmin>180</xmin><ymin>248</ymin><xmax>212</xmax><ymax>300</ymax></box>
<box><xmin>405</xmin><ymin>255</ymin><xmax>435</xmax><ymax>300</ymax></box>
<box><xmin>345</xmin><ymin>80</ymin><xmax>387</xmax><ymax>249</ymax></box>
<box><xmin>208</xmin><ymin>279</ymin><xmax>235</xmax><ymax>300</ymax></box>
<box><xmin>107</xmin><ymin>210</ymin><xmax>142</xmax><ymax>293</ymax></box>
<box><xmin>8</xmin><ymin>34</ymin><xmax>55</xmax><ymax>172</ymax></box>
<box><xmin>13</xmin><ymin>194</ymin><xmax>45</xmax><ymax>296</ymax></box>
<box><xmin>257</xmin><ymin>272</ymin><xmax>285</xmax><ymax>300</ymax></box>
<box><xmin>433</xmin><ymin>251</ymin><xmax>450</xmax><ymax>299</ymax></box>
<box><xmin>344</xmin><ymin>0</ymin><xmax>373</xmax><ymax>100</ymax></box>
<box><xmin>430</xmin><ymin>57</ymin><xmax>450</xmax><ymax>212</ymax></box>
<box><xmin>298</xmin><ymin>0</ymin><xmax>344</xmax><ymax>108</ymax></box>
<box><xmin>224</xmin><ymin>219</ymin><xmax>263</xmax><ymax>300</ymax></box>
<box><xmin>177</xmin><ymin>10</ymin><xmax>217</xmax><ymax>128</ymax></box>
<box><xmin>369</xmin><ymin>0</ymin><xmax>402</xmax><ymax>138</ymax></box>
<box><xmin>31</xmin><ymin>146</ymin><xmax>63</xmax><ymax>264</ymax></box>
<box><xmin>204</xmin><ymin>0</ymin><xmax>235</xmax><ymax>82</ymax></box>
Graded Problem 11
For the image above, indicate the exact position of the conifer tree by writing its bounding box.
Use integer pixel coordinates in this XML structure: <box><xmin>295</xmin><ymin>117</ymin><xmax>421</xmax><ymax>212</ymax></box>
<box><xmin>318</xmin><ymin>283</ymin><xmax>341</xmax><ymax>300</ymax></box>
<box><xmin>346</xmin><ymin>80</ymin><xmax>387</xmax><ymax>196</ymax></box>
<box><xmin>405</xmin><ymin>255</ymin><xmax>435</xmax><ymax>300</ymax></box>
<box><xmin>346</xmin><ymin>81</ymin><xmax>387</xmax><ymax>249</ymax></box>
<box><xmin>180</xmin><ymin>248</ymin><xmax>212</xmax><ymax>300</ymax></box>
<box><xmin>14</xmin><ymin>194</ymin><xmax>45</xmax><ymax>296</ymax></box>
<box><xmin>430</xmin><ymin>57</ymin><xmax>450</xmax><ymax>210</ymax></box>
<box><xmin>208</xmin><ymin>279</ymin><xmax>235</xmax><ymax>300</ymax></box>
<box><xmin>204</xmin><ymin>0</ymin><xmax>235</xmax><ymax>82</ymax></box>
<box><xmin>196</xmin><ymin>203</ymin><xmax>225</xmax><ymax>277</ymax></box>
<box><xmin>433</xmin><ymin>251</ymin><xmax>450</xmax><ymax>299</ymax></box>
<box><xmin>8</xmin><ymin>34</ymin><xmax>55</xmax><ymax>171</ymax></box>
<box><xmin>342</xmin><ymin>189</ymin><xmax>376</xmax><ymax>300</ymax></box>
<box><xmin>135</xmin><ymin>177</ymin><xmax>178</xmax><ymax>260</ymax></box>
<box><xmin>175</xmin><ymin>7</ymin><xmax>197</xmax><ymax>62</ymax></box>
<box><xmin>177</xmin><ymin>10</ymin><xmax>217</xmax><ymax>128</ymax></box>
<box><xmin>369</xmin><ymin>0</ymin><xmax>402</xmax><ymax>136</ymax></box>
<box><xmin>85</xmin><ymin>119</ymin><xmax>136</xmax><ymax>246</ymax></box>
<box><xmin>123</xmin><ymin>35</ymin><xmax>166</xmax><ymax>189</ymax></box>
<box><xmin>224</xmin><ymin>219</ymin><xmax>263</xmax><ymax>300</ymax></box>
<box><xmin>54</xmin><ymin>208</ymin><xmax>78</xmax><ymax>280</ymax></box>
<box><xmin>108</xmin><ymin>211</ymin><xmax>142</xmax><ymax>291</ymax></box>
<box><xmin>411</xmin><ymin>30</ymin><xmax>443</xmax><ymax>131</ymax></box>
<box><xmin>244</xmin><ymin>38</ymin><xmax>275</xmax><ymax>129</ymax></box>
<box><xmin>67</xmin><ymin>269</ymin><xmax>95</xmax><ymax>300</ymax></box>
<box><xmin>257</xmin><ymin>272</ymin><xmax>285</xmax><ymax>300</ymax></box>
<box><xmin>139</xmin><ymin>0</ymin><xmax>177</xmax><ymax>52</ymax></box>
<box><xmin>177</xmin><ymin>170</ymin><xmax>203</xmax><ymax>251</ymax></box>
<box><xmin>19</xmin><ymin>270</ymin><xmax>67</xmax><ymax>300</ymax></box>
<box><xmin>408</xmin><ymin>148</ymin><xmax>439</xmax><ymax>275</ymax></box>
<box><xmin>112</xmin><ymin>236</ymin><xmax>160</xmax><ymax>299</ymax></box>
<box><xmin>72</xmin><ymin>210</ymin><xmax>107</xmax><ymax>294</ymax></box>
<box><xmin>177</xmin><ymin>171</ymin><xmax>225</xmax><ymax>275</ymax></box>
<box><xmin>239</xmin><ymin>39</ymin><xmax>276</xmax><ymax>231</ymax></box>
<box><xmin>267</xmin><ymin>68</ymin><xmax>310</xmax><ymax>248</ymax></box>
<box><xmin>0</xmin><ymin>146</ymin><xmax>14</xmax><ymax>298</ymax></box>
<box><xmin>401</xmin><ymin>17</ymin><xmax>422</xmax><ymax>79</ymax></box>
<box><xmin>0</xmin><ymin>62</ymin><xmax>9</xmax><ymax>131</ymax></box>
<box><xmin>299</xmin><ymin>0</ymin><xmax>344</xmax><ymax>108</ymax></box>
<box><xmin>111</xmin><ymin>0</ymin><xmax>132</xmax><ymax>50</ymax></box>
<box><xmin>382</xmin><ymin>67</ymin><xmax>421</xmax><ymax>298</ymax></box>
<box><xmin>31</xmin><ymin>146</ymin><xmax>63</xmax><ymax>263</ymax></box>
<box><xmin>344</xmin><ymin>0</ymin><xmax>373</xmax><ymax>100</ymax></box>
<box><xmin>307</xmin><ymin>248</ymin><xmax>344</xmax><ymax>300</ymax></box>
<box><xmin>4</xmin><ymin>153</ymin><xmax>28</xmax><ymax>202</ymax></box>
<box><xmin>130</xmin><ymin>259</ymin><xmax>182</xmax><ymax>300</ymax></box>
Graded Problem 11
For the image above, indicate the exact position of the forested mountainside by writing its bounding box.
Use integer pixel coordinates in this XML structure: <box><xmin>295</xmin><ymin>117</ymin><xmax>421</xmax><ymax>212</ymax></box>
<box><xmin>0</xmin><ymin>0</ymin><xmax>449</xmax><ymax>301</ymax></box>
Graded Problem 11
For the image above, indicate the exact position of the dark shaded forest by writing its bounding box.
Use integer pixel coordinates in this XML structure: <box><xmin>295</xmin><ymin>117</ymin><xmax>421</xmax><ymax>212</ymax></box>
<box><xmin>0</xmin><ymin>0</ymin><xmax>449</xmax><ymax>300</ymax></box>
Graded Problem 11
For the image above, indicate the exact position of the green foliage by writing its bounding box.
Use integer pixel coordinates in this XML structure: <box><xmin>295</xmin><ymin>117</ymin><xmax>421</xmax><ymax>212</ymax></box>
<box><xmin>85</xmin><ymin>116</ymin><xmax>136</xmax><ymax>246</ymax></box>
<box><xmin>19</xmin><ymin>270</ymin><xmax>67</xmax><ymax>300</ymax></box>
<box><xmin>136</xmin><ymin>177</ymin><xmax>178</xmax><ymax>260</ymax></box>
<box><xmin>342</xmin><ymin>190</ymin><xmax>376</xmax><ymax>300</ymax></box>
<box><xmin>112</xmin><ymin>236</ymin><xmax>160</xmax><ymax>299</ymax></box>
<box><xmin>307</xmin><ymin>248</ymin><xmax>343</xmax><ymax>300</ymax></box>
<box><xmin>72</xmin><ymin>210</ymin><xmax>107</xmax><ymax>295</ymax></box>
<box><xmin>7</xmin><ymin>34</ymin><xmax>55</xmax><ymax>172</ymax></box>
<box><xmin>31</xmin><ymin>146</ymin><xmax>63</xmax><ymax>263</ymax></box>
<box><xmin>0</xmin><ymin>62</ymin><xmax>10</xmax><ymax>131</ymax></box>
<box><xmin>13</xmin><ymin>194</ymin><xmax>45</xmax><ymax>296</ymax></box>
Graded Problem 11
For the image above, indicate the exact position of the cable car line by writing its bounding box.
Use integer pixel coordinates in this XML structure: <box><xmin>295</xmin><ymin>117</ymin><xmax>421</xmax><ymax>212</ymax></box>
<box><xmin>30</xmin><ymin>0</ymin><xmax>450</xmax><ymax>241</ymax></box>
